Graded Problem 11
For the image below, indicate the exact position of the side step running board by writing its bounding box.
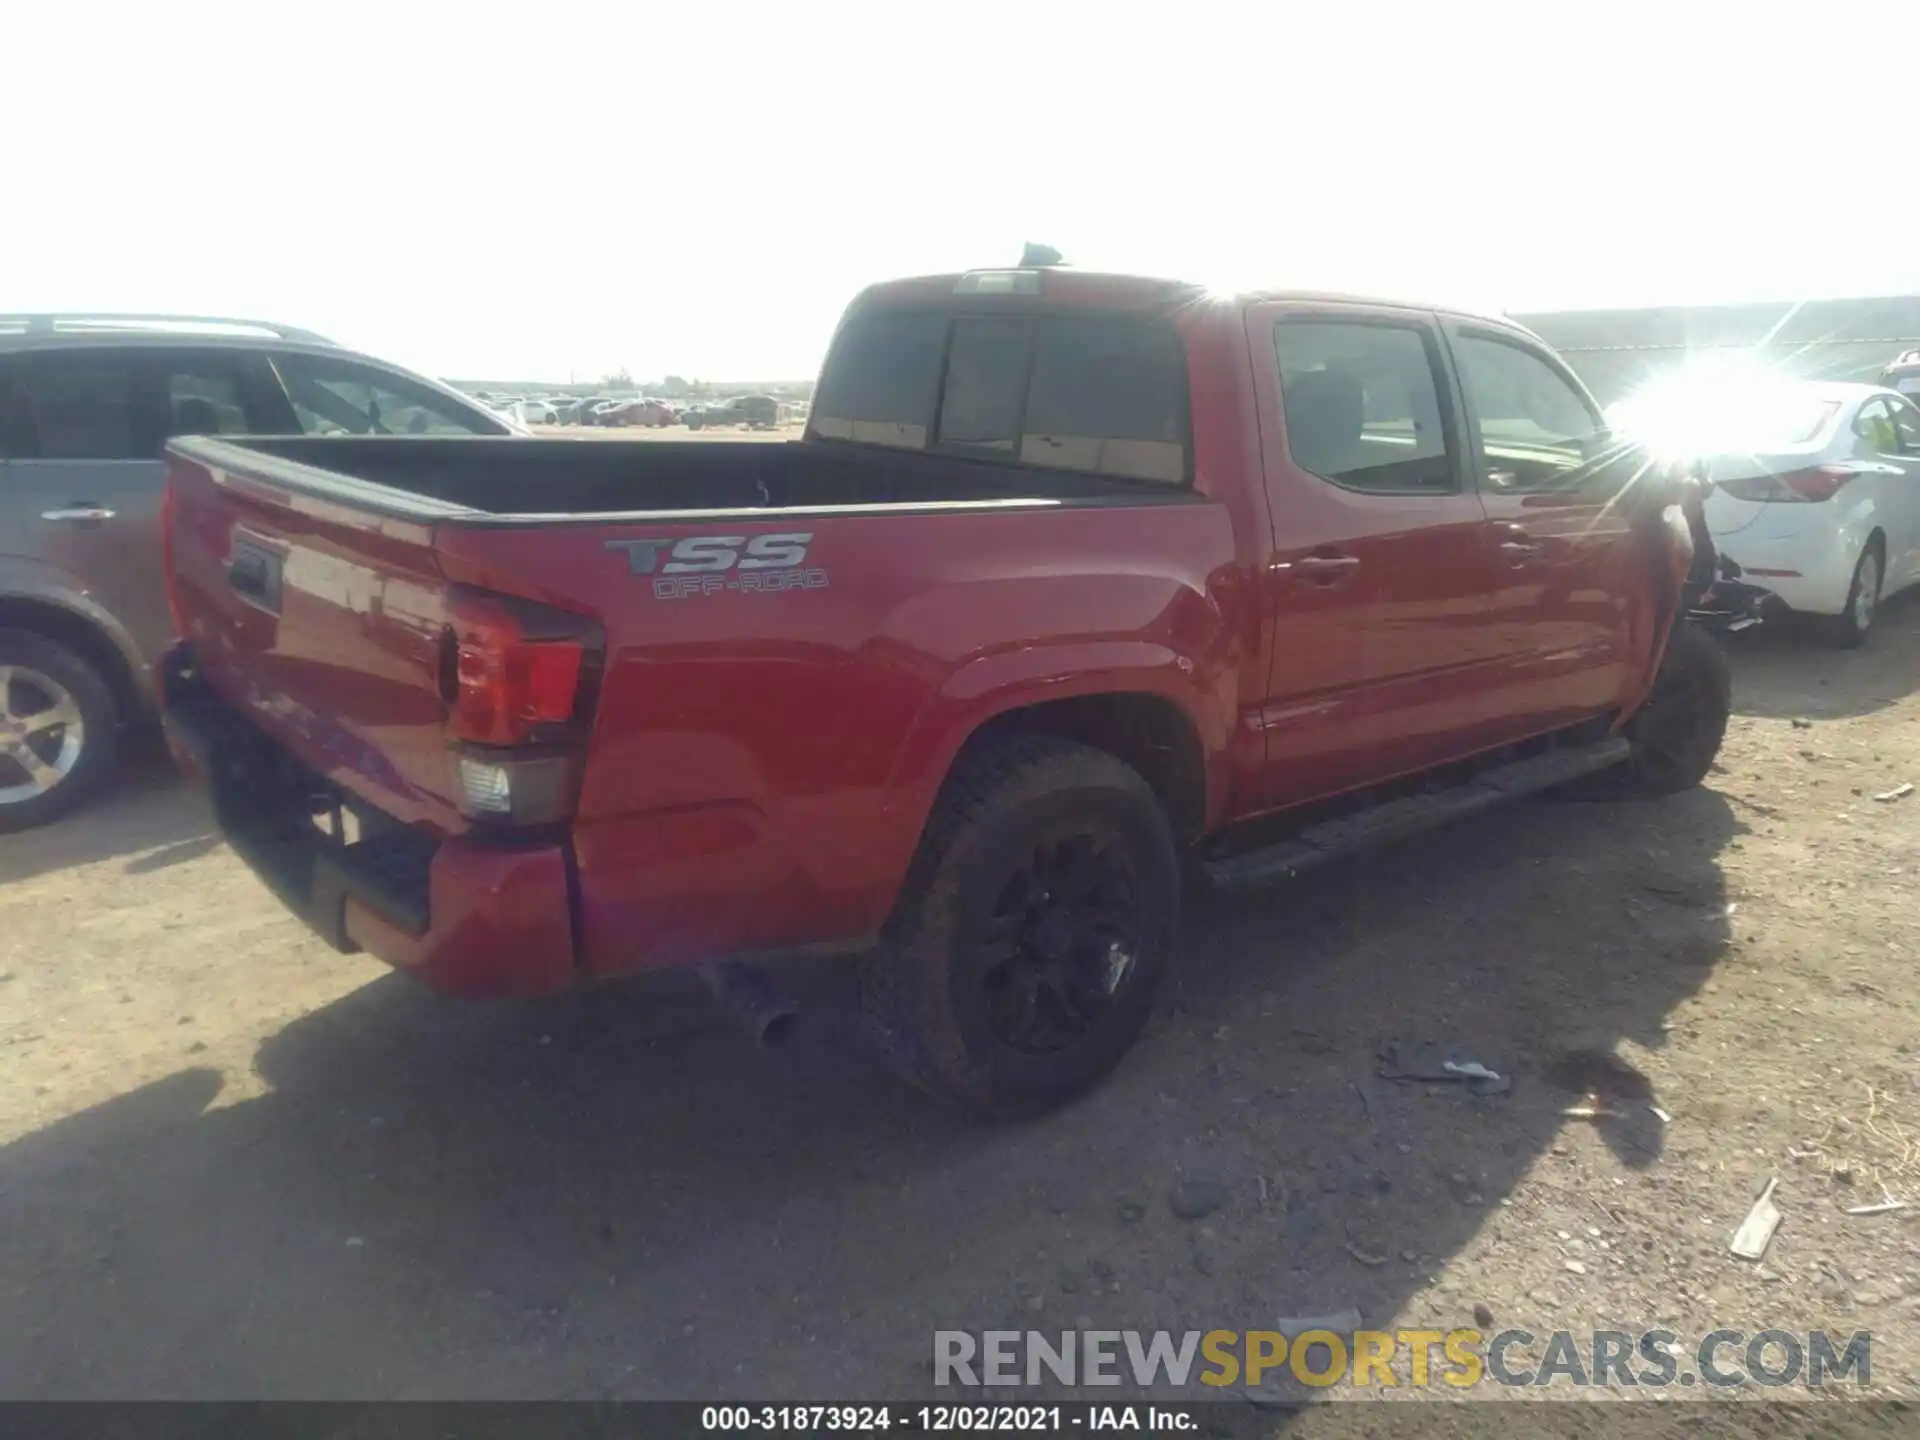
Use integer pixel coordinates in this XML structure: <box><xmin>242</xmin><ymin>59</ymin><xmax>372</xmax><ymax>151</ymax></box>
<box><xmin>1202</xmin><ymin>737</ymin><xmax>1632</xmax><ymax>892</ymax></box>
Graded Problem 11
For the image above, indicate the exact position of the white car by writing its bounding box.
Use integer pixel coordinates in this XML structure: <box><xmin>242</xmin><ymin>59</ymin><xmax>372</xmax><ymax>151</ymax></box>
<box><xmin>509</xmin><ymin>398</ymin><xmax>559</xmax><ymax>426</ymax></box>
<box><xmin>1695</xmin><ymin>383</ymin><xmax>1920</xmax><ymax>646</ymax></box>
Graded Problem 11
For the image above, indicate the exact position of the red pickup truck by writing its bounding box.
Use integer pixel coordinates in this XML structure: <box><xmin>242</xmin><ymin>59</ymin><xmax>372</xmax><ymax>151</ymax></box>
<box><xmin>159</xmin><ymin>267</ymin><xmax>1730</xmax><ymax>1115</ymax></box>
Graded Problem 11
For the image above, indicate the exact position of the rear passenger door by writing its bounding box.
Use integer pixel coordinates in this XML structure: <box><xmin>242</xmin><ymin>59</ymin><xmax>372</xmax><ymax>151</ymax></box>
<box><xmin>1</xmin><ymin>348</ymin><xmax>292</xmax><ymax>670</ymax></box>
<box><xmin>1441</xmin><ymin>323</ymin><xmax>1636</xmax><ymax>732</ymax></box>
<box><xmin>1250</xmin><ymin>304</ymin><xmax>1517</xmax><ymax>806</ymax></box>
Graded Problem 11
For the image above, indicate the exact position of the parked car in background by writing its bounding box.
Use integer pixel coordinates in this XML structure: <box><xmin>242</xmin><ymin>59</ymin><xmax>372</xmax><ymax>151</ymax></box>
<box><xmin>685</xmin><ymin>393</ymin><xmax>778</xmax><ymax>429</ymax></box>
<box><xmin>0</xmin><ymin>313</ymin><xmax>516</xmax><ymax>830</ymax></box>
<box><xmin>158</xmin><ymin>265</ymin><xmax>1728</xmax><ymax>1114</ymax></box>
<box><xmin>1618</xmin><ymin>379</ymin><xmax>1920</xmax><ymax>646</ymax></box>
<box><xmin>510</xmin><ymin>398</ymin><xmax>560</xmax><ymax>426</ymax></box>
<box><xmin>567</xmin><ymin>396</ymin><xmax>620</xmax><ymax>425</ymax></box>
<box><xmin>597</xmin><ymin>397</ymin><xmax>678</xmax><ymax>428</ymax></box>
<box><xmin>1884</xmin><ymin>349</ymin><xmax>1920</xmax><ymax>403</ymax></box>
<box><xmin>550</xmin><ymin>397</ymin><xmax>607</xmax><ymax>425</ymax></box>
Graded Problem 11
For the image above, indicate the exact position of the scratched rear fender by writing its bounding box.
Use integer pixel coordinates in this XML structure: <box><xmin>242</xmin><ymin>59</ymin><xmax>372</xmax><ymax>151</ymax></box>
<box><xmin>433</xmin><ymin>498</ymin><xmax>1241</xmax><ymax>962</ymax></box>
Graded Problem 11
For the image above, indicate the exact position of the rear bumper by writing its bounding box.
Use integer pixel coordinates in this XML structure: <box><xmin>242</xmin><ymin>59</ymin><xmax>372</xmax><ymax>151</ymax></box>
<box><xmin>1688</xmin><ymin>574</ymin><xmax>1780</xmax><ymax>633</ymax></box>
<box><xmin>160</xmin><ymin>647</ymin><xmax>577</xmax><ymax>997</ymax></box>
<box><xmin>1710</xmin><ymin>526</ymin><xmax>1856</xmax><ymax>617</ymax></box>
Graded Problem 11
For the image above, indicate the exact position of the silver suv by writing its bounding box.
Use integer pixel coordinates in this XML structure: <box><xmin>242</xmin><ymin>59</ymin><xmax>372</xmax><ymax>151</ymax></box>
<box><xmin>0</xmin><ymin>315</ymin><xmax>516</xmax><ymax>831</ymax></box>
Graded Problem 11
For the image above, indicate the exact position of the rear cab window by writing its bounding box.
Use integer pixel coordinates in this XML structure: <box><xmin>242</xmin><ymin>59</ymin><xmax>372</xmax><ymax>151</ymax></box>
<box><xmin>810</xmin><ymin>307</ymin><xmax>1190</xmax><ymax>485</ymax></box>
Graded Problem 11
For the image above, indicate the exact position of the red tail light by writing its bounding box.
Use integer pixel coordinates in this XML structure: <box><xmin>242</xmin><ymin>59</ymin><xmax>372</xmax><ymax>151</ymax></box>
<box><xmin>440</xmin><ymin>590</ymin><xmax>601</xmax><ymax>825</ymax></box>
<box><xmin>161</xmin><ymin>477</ymin><xmax>188</xmax><ymax>639</ymax></box>
<box><xmin>443</xmin><ymin>593</ymin><xmax>590</xmax><ymax>745</ymax></box>
<box><xmin>1718</xmin><ymin>465</ymin><xmax>1859</xmax><ymax>503</ymax></box>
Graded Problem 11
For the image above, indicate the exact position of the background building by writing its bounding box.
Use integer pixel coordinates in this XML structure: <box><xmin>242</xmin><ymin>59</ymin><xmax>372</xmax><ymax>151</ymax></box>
<box><xmin>1510</xmin><ymin>295</ymin><xmax>1920</xmax><ymax>406</ymax></box>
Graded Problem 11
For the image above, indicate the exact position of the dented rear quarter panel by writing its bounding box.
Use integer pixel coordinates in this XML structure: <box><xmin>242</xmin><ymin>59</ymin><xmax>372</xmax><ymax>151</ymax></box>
<box><xmin>431</xmin><ymin>498</ymin><xmax>1249</xmax><ymax>976</ymax></box>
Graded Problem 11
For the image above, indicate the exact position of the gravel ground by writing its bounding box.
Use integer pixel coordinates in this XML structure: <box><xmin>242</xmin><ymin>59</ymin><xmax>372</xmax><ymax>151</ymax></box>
<box><xmin>1</xmin><ymin>601</ymin><xmax>1916</xmax><ymax>1422</ymax></box>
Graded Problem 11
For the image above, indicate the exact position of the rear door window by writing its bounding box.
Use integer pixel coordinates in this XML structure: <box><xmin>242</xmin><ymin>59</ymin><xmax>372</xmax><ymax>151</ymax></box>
<box><xmin>1273</xmin><ymin>319</ymin><xmax>1456</xmax><ymax>493</ymax></box>
<box><xmin>9</xmin><ymin>354</ymin><xmax>145</xmax><ymax>458</ymax></box>
<box><xmin>7</xmin><ymin>349</ymin><xmax>303</xmax><ymax>458</ymax></box>
<box><xmin>0</xmin><ymin>358</ymin><xmax>21</xmax><ymax>457</ymax></box>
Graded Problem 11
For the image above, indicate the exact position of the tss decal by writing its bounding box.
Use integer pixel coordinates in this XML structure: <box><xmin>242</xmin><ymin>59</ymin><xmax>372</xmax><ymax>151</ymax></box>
<box><xmin>606</xmin><ymin>533</ymin><xmax>829</xmax><ymax>600</ymax></box>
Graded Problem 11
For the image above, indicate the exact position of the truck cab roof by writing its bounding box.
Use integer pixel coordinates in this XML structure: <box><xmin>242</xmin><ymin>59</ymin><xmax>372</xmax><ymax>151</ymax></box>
<box><xmin>853</xmin><ymin>268</ymin><xmax>1537</xmax><ymax>335</ymax></box>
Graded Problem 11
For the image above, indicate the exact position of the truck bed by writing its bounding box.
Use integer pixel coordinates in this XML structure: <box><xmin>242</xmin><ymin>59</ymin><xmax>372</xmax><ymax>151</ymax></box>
<box><xmin>220</xmin><ymin>435</ymin><xmax>1165</xmax><ymax>518</ymax></box>
<box><xmin>162</xmin><ymin>430</ymin><xmax>1232</xmax><ymax>989</ymax></box>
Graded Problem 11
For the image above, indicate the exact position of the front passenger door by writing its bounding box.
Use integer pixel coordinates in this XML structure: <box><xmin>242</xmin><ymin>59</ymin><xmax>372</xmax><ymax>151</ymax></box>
<box><xmin>1871</xmin><ymin>395</ymin><xmax>1920</xmax><ymax>592</ymax></box>
<box><xmin>1443</xmin><ymin>325</ymin><xmax>1637</xmax><ymax>733</ymax></box>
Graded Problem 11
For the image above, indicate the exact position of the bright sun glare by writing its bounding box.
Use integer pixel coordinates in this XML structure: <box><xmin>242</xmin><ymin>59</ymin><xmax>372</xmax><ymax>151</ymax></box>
<box><xmin>1608</xmin><ymin>356</ymin><xmax>1830</xmax><ymax>464</ymax></box>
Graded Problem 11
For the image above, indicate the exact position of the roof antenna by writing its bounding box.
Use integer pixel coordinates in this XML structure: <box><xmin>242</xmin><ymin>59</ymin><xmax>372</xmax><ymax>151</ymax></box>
<box><xmin>1021</xmin><ymin>242</ymin><xmax>1065</xmax><ymax>268</ymax></box>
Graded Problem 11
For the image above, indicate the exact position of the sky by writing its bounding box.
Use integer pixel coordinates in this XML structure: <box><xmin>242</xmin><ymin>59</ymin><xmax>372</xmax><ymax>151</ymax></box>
<box><xmin>7</xmin><ymin>0</ymin><xmax>1918</xmax><ymax>385</ymax></box>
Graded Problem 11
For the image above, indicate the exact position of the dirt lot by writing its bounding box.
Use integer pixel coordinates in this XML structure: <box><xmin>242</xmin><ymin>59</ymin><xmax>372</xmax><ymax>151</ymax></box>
<box><xmin>2</xmin><ymin>602</ymin><xmax>1917</xmax><ymax>1417</ymax></box>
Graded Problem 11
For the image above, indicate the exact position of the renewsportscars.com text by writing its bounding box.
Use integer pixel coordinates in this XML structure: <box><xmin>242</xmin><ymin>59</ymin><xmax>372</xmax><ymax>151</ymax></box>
<box><xmin>934</xmin><ymin>1328</ymin><xmax>1873</xmax><ymax>1390</ymax></box>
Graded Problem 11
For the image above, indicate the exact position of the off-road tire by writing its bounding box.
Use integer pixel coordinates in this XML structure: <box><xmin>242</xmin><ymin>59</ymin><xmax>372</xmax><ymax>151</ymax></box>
<box><xmin>1566</xmin><ymin>620</ymin><xmax>1731</xmax><ymax>799</ymax></box>
<box><xmin>859</xmin><ymin>736</ymin><xmax>1180</xmax><ymax>1118</ymax></box>
<box><xmin>0</xmin><ymin>628</ymin><xmax>120</xmax><ymax>833</ymax></box>
<box><xmin>1825</xmin><ymin>540</ymin><xmax>1883</xmax><ymax>650</ymax></box>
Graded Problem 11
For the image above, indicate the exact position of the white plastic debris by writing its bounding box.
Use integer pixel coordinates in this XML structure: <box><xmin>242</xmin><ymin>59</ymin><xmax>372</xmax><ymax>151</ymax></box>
<box><xmin>1276</xmin><ymin>1309</ymin><xmax>1363</xmax><ymax>1338</ymax></box>
<box><xmin>1730</xmin><ymin>1178</ymin><xmax>1781</xmax><ymax>1261</ymax></box>
<box><xmin>1843</xmin><ymin>1200</ymin><xmax>1908</xmax><ymax>1217</ymax></box>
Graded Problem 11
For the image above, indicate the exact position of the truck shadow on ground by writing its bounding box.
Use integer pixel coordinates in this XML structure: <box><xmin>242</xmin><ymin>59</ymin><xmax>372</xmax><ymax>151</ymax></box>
<box><xmin>0</xmin><ymin>786</ymin><xmax>1740</xmax><ymax>1401</ymax></box>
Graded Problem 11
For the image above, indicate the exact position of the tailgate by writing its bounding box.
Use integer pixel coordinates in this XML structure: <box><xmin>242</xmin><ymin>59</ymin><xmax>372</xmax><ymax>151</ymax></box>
<box><xmin>165</xmin><ymin>440</ymin><xmax>470</xmax><ymax>834</ymax></box>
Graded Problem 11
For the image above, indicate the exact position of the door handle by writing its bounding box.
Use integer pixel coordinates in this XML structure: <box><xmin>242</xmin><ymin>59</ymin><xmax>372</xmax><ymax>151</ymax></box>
<box><xmin>227</xmin><ymin>541</ymin><xmax>284</xmax><ymax>612</ymax></box>
<box><xmin>1294</xmin><ymin>552</ymin><xmax>1362</xmax><ymax>585</ymax></box>
<box><xmin>229</xmin><ymin>556</ymin><xmax>268</xmax><ymax>596</ymax></box>
<box><xmin>1496</xmin><ymin>525</ymin><xmax>1540</xmax><ymax>566</ymax></box>
<box><xmin>41</xmin><ymin>504</ymin><xmax>117</xmax><ymax>524</ymax></box>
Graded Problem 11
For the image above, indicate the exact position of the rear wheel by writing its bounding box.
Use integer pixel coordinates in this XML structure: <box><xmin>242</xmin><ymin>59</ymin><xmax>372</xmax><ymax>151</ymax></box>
<box><xmin>0</xmin><ymin>629</ymin><xmax>120</xmax><ymax>833</ymax></box>
<box><xmin>1566</xmin><ymin>620</ymin><xmax>1730</xmax><ymax>799</ymax></box>
<box><xmin>1825</xmin><ymin>542</ymin><xmax>1882</xmax><ymax>649</ymax></box>
<box><xmin>860</xmin><ymin>736</ymin><xmax>1180</xmax><ymax>1118</ymax></box>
